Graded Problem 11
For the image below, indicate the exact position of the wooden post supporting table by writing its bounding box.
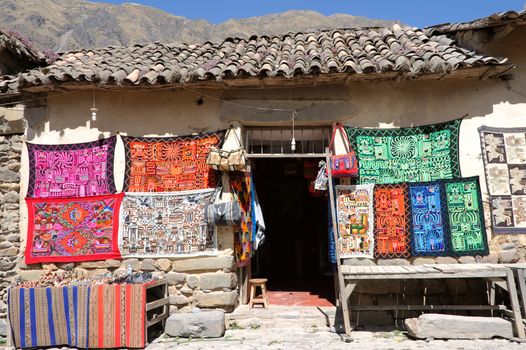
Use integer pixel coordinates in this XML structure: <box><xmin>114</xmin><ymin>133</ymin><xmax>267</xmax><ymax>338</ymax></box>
<box><xmin>325</xmin><ymin>147</ymin><xmax>353</xmax><ymax>340</ymax></box>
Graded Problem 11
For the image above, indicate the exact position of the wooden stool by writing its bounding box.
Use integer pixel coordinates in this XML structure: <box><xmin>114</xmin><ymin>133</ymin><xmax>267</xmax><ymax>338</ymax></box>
<box><xmin>249</xmin><ymin>278</ymin><xmax>269</xmax><ymax>309</ymax></box>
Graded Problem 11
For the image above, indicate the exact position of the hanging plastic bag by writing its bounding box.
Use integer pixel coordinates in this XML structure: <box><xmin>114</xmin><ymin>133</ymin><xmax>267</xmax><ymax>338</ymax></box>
<box><xmin>314</xmin><ymin>160</ymin><xmax>328</xmax><ymax>191</ymax></box>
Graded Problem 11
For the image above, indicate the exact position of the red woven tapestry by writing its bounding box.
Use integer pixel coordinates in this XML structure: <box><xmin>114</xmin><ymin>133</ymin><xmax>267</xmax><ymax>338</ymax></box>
<box><xmin>27</xmin><ymin>137</ymin><xmax>117</xmax><ymax>198</ymax></box>
<box><xmin>122</xmin><ymin>132</ymin><xmax>224</xmax><ymax>192</ymax></box>
<box><xmin>373</xmin><ymin>184</ymin><xmax>411</xmax><ymax>258</ymax></box>
<box><xmin>230</xmin><ymin>172</ymin><xmax>253</xmax><ymax>267</ymax></box>
<box><xmin>25</xmin><ymin>193</ymin><xmax>124</xmax><ymax>264</ymax></box>
<box><xmin>88</xmin><ymin>284</ymin><xmax>146</xmax><ymax>348</ymax></box>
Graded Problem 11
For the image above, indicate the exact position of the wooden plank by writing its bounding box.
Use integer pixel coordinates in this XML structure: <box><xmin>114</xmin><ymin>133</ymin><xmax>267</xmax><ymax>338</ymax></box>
<box><xmin>433</xmin><ymin>265</ymin><xmax>457</xmax><ymax>273</ymax></box>
<box><xmin>147</xmin><ymin>313</ymin><xmax>170</xmax><ymax>327</ymax></box>
<box><xmin>349</xmin><ymin>304</ymin><xmax>508</xmax><ymax>312</ymax></box>
<box><xmin>411</xmin><ymin>265</ymin><xmax>430</xmax><ymax>274</ymax></box>
<box><xmin>146</xmin><ymin>297</ymin><xmax>170</xmax><ymax>311</ymax></box>
<box><xmin>421</xmin><ymin>265</ymin><xmax>439</xmax><ymax>273</ymax></box>
<box><xmin>506</xmin><ymin>270</ymin><xmax>526</xmax><ymax>338</ymax></box>
<box><xmin>146</xmin><ymin>279</ymin><xmax>168</xmax><ymax>289</ymax></box>
<box><xmin>343</xmin><ymin>270</ymin><xmax>508</xmax><ymax>280</ymax></box>
<box><xmin>326</xmin><ymin>149</ymin><xmax>352</xmax><ymax>338</ymax></box>
<box><xmin>391</xmin><ymin>266</ymin><xmax>408</xmax><ymax>274</ymax></box>
<box><xmin>341</xmin><ymin>265</ymin><xmax>351</xmax><ymax>274</ymax></box>
<box><xmin>402</xmin><ymin>266</ymin><xmax>415</xmax><ymax>273</ymax></box>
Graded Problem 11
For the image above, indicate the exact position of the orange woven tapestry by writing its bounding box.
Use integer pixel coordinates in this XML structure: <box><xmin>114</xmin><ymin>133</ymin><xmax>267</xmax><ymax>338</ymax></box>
<box><xmin>122</xmin><ymin>132</ymin><xmax>224</xmax><ymax>192</ymax></box>
<box><xmin>373</xmin><ymin>183</ymin><xmax>411</xmax><ymax>258</ymax></box>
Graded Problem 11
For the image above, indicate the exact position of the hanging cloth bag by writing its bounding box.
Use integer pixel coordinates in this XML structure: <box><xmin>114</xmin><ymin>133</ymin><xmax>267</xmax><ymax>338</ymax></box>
<box><xmin>204</xmin><ymin>186</ymin><xmax>242</xmax><ymax>226</ymax></box>
<box><xmin>329</xmin><ymin>123</ymin><xmax>358</xmax><ymax>177</ymax></box>
<box><xmin>207</xmin><ymin>126</ymin><xmax>247</xmax><ymax>172</ymax></box>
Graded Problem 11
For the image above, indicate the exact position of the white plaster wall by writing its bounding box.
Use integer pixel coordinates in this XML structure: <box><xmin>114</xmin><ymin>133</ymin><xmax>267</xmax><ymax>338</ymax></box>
<box><xmin>20</xmin><ymin>89</ymin><xmax>236</xmax><ymax>256</ymax></box>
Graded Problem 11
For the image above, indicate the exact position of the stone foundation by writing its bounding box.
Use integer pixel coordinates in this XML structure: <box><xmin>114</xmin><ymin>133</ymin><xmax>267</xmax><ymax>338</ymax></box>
<box><xmin>17</xmin><ymin>254</ymin><xmax>239</xmax><ymax>315</ymax></box>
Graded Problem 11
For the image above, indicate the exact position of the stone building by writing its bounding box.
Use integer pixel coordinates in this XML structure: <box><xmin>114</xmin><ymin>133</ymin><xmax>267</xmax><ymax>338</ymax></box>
<box><xmin>1</xmin><ymin>9</ymin><xmax>526</xmax><ymax>326</ymax></box>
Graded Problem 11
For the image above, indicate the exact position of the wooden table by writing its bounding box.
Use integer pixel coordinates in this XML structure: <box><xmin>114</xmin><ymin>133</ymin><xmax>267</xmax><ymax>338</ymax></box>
<box><xmin>340</xmin><ymin>263</ymin><xmax>525</xmax><ymax>339</ymax></box>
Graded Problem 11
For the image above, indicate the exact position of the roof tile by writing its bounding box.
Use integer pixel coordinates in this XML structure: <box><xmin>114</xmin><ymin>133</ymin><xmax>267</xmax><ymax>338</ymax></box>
<box><xmin>16</xmin><ymin>26</ymin><xmax>508</xmax><ymax>90</ymax></box>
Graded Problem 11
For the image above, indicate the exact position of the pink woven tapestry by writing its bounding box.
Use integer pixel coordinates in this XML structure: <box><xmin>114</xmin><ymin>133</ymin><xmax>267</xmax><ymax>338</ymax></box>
<box><xmin>27</xmin><ymin>137</ymin><xmax>116</xmax><ymax>198</ymax></box>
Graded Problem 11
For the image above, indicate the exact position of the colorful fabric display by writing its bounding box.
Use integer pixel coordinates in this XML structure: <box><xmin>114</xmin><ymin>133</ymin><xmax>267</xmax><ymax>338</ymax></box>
<box><xmin>335</xmin><ymin>185</ymin><xmax>375</xmax><ymax>258</ymax></box>
<box><xmin>373</xmin><ymin>183</ymin><xmax>411</xmax><ymax>258</ymax></box>
<box><xmin>8</xmin><ymin>284</ymin><xmax>146</xmax><ymax>349</ymax></box>
<box><xmin>346</xmin><ymin>119</ymin><xmax>462</xmax><ymax>184</ymax></box>
<box><xmin>8</xmin><ymin>285</ymin><xmax>91</xmax><ymax>349</ymax></box>
<box><xmin>27</xmin><ymin>137</ymin><xmax>117</xmax><ymax>198</ymax></box>
<box><xmin>444</xmin><ymin>177</ymin><xmax>488</xmax><ymax>256</ymax></box>
<box><xmin>119</xmin><ymin>189</ymin><xmax>217</xmax><ymax>257</ymax></box>
<box><xmin>122</xmin><ymin>132</ymin><xmax>224</xmax><ymax>192</ymax></box>
<box><xmin>230</xmin><ymin>172</ymin><xmax>253</xmax><ymax>266</ymax></box>
<box><xmin>328</xmin><ymin>198</ymin><xmax>337</xmax><ymax>264</ymax></box>
<box><xmin>408</xmin><ymin>182</ymin><xmax>449</xmax><ymax>256</ymax></box>
<box><xmin>25</xmin><ymin>193</ymin><xmax>123</xmax><ymax>264</ymax></box>
<box><xmin>479</xmin><ymin>126</ymin><xmax>526</xmax><ymax>233</ymax></box>
<box><xmin>87</xmin><ymin>284</ymin><xmax>146</xmax><ymax>348</ymax></box>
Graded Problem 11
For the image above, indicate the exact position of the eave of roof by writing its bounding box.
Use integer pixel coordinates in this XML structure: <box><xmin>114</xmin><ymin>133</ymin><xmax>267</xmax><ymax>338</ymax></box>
<box><xmin>426</xmin><ymin>9</ymin><xmax>526</xmax><ymax>34</ymax></box>
<box><xmin>11</xmin><ymin>25</ymin><xmax>514</xmax><ymax>93</ymax></box>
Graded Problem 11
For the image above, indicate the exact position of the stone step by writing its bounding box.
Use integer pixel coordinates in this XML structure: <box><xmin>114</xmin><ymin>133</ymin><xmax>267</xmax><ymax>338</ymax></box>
<box><xmin>226</xmin><ymin>305</ymin><xmax>336</xmax><ymax>330</ymax></box>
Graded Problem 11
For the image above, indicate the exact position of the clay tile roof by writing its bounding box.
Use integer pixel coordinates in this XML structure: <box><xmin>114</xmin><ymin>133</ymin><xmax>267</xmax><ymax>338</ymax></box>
<box><xmin>426</xmin><ymin>9</ymin><xmax>526</xmax><ymax>34</ymax></box>
<box><xmin>17</xmin><ymin>25</ymin><xmax>509</xmax><ymax>90</ymax></box>
<box><xmin>0</xmin><ymin>30</ymin><xmax>48</xmax><ymax>96</ymax></box>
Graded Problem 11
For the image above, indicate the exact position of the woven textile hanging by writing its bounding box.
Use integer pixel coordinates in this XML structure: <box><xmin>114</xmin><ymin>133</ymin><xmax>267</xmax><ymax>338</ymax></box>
<box><xmin>8</xmin><ymin>284</ymin><xmax>146</xmax><ymax>349</ymax></box>
<box><xmin>119</xmin><ymin>189</ymin><xmax>217</xmax><ymax>257</ymax></box>
<box><xmin>8</xmin><ymin>286</ymin><xmax>91</xmax><ymax>349</ymax></box>
<box><xmin>408</xmin><ymin>181</ymin><xmax>450</xmax><ymax>256</ymax></box>
<box><xmin>230</xmin><ymin>172</ymin><xmax>253</xmax><ymax>267</ymax></box>
<box><xmin>479</xmin><ymin>126</ymin><xmax>526</xmax><ymax>233</ymax></box>
<box><xmin>373</xmin><ymin>183</ymin><xmax>411</xmax><ymax>258</ymax></box>
<box><xmin>346</xmin><ymin>119</ymin><xmax>462</xmax><ymax>185</ymax></box>
<box><xmin>335</xmin><ymin>185</ymin><xmax>375</xmax><ymax>259</ymax></box>
<box><xmin>87</xmin><ymin>284</ymin><xmax>146</xmax><ymax>348</ymax></box>
<box><xmin>444</xmin><ymin>176</ymin><xmax>488</xmax><ymax>256</ymax></box>
<box><xmin>27</xmin><ymin>137</ymin><xmax>117</xmax><ymax>198</ymax></box>
<box><xmin>122</xmin><ymin>131</ymin><xmax>224</xmax><ymax>192</ymax></box>
<box><xmin>25</xmin><ymin>193</ymin><xmax>123</xmax><ymax>264</ymax></box>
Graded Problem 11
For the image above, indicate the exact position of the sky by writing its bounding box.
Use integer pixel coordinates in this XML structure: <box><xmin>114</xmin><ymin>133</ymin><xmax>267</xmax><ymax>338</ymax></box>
<box><xmin>95</xmin><ymin>0</ymin><xmax>526</xmax><ymax>27</ymax></box>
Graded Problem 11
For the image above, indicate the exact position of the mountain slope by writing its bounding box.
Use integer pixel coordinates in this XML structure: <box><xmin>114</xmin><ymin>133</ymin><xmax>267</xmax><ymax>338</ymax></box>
<box><xmin>0</xmin><ymin>0</ymin><xmax>401</xmax><ymax>52</ymax></box>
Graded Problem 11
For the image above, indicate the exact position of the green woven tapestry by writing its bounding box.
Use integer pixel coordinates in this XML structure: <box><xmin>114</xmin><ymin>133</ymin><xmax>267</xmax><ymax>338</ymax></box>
<box><xmin>346</xmin><ymin>119</ymin><xmax>462</xmax><ymax>185</ymax></box>
<box><xmin>444</xmin><ymin>176</ymin><xmax>488</xmax><ymax>256</ymax></box>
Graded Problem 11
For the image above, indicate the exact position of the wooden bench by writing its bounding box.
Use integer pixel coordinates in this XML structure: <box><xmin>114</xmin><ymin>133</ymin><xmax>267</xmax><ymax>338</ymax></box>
<box><xmin>339</xmin><ymin>263</ymin><xmax>525</xmax><ymax>339</ymax></box>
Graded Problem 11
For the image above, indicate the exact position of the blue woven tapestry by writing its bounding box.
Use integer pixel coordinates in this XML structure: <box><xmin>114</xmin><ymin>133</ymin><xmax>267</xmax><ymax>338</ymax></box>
<box><xmin>408</xmin><ymin>182</ymin><xmax>449</xmax><ymax>256</ymax></box>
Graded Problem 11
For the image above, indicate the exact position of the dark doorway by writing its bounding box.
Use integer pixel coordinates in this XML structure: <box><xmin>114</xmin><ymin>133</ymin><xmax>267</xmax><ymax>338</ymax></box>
<box><xmin>251</xmin><ymin>158</ymin><xmax>335</xmax><ymax>306</ymax></box>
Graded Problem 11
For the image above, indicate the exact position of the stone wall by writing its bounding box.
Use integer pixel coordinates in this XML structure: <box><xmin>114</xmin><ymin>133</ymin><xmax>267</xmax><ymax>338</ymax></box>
<box><xmin>0</xmin><ymin>133</ymin><xmax>23</xmax><ymax>335</ymax></box>
<box><xmin>17</xmin><ymin>254</ymin><xmax>239</xmax><ymax>313</ymax></box>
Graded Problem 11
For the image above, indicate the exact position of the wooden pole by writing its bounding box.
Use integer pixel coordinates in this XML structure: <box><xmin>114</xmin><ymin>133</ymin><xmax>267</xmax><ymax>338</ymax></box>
<box><xmin>325</xmin><ymin>147</ymin><xmax>352</xmax><ymax>340</ymax></box>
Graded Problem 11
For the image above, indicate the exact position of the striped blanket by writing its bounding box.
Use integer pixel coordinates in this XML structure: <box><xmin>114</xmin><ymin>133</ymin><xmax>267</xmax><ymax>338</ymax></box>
<box><xmin>8</xmin><ymin>284</ymin><xmax>146</xmax><ymax>349</ymax></box>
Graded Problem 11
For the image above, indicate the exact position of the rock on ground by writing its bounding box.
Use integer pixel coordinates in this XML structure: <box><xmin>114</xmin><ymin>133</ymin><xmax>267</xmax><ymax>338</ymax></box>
<box><xmin>0</xmin><ymin>318</ymin><xmax>6</xmax><ymax>337</ymax></box>
<box><xmin>404</xmin><ymin>313</ymin><xmax>514</xmax><ymax>340</ymax></box>
<box><xmin>165</xmin><ymin>310</ymin><xmax>225</xmax><ymax>338</ymax></box>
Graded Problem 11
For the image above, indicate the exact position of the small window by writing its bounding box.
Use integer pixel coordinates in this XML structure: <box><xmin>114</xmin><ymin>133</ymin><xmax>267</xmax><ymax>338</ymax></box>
<box><xmin>245</xmin><ymin>127</ymin><xmax>331</xmax><ymax>157</ymax></box>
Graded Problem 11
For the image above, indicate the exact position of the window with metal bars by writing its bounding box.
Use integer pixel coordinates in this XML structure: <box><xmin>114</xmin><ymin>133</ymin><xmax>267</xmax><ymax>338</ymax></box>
<box><xmin>245</xmin><ymin>126</ymin><xmax>331</xmax><ymax>157</ymax></box>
